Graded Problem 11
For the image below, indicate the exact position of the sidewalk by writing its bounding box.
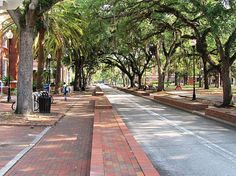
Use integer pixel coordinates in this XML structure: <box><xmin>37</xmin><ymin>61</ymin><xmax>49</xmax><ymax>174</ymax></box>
<box><xmin>0</xmin><ymin>91</ymin><xmax>160</xmax><ymax>176</ymax></box>
<box><xmin>91</xmin><ymin>96</ymin><xmax>159</xmax><ymax>176</ymax></box>
<box><xmin>5</xmin><ymin>94</ymin><xmax>94</xmax><ymax>176</ymax></box>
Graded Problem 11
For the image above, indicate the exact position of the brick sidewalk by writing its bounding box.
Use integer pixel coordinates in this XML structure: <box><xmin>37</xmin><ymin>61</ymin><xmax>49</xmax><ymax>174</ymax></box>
<box><xmin>5</xmin><ymin>95</ymin><xmax>94</xmax><ymax>176</ymax></box>
<box><xmin>91</xmin><ymin>96</ymin><xmax>159</xmax><ymax>176</ymax></box>
<box><xmin>0</xmin><ymin>126</ymin><xmax>44</xmax><ymax>170</ymax></box>
<box><xmin>1</xmin><ymin>91</ymin><xmax>160</xmax><ymax>176</ymax></box>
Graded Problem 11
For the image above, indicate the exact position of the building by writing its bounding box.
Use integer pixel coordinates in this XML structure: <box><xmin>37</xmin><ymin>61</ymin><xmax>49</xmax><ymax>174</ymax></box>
<box><xmin>0</xmin><ymin>12</ymin><xmax>18</xmax><ymax>94</ymax></box>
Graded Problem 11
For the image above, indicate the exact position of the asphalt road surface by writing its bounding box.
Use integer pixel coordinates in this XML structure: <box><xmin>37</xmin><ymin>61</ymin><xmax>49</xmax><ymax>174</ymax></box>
<box><xmin>100</xmin><ymin>85</ymin><xmax>236</xmax><ymax>176</ymax></box>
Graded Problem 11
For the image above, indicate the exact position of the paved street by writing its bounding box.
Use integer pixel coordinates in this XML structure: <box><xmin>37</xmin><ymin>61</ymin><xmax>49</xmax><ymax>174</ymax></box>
<box><xmin>101</xmin><ymin>85</ymin><xmax>236</xmax><ymax>176</ymax></box>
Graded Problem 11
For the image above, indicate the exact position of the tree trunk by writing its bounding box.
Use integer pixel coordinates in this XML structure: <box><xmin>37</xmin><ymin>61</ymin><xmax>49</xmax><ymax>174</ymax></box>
<box><xmin>81</xmin><ymin>69</ymin><xmax>86</xmax><ymax>91</ymax></box>
<box><xmin>198</xmin><ymin>74</ymin><xmax>202</xmax><ymax>87</ymax></box>
<box><xmin>54</xmin><ymin>48</ymin><xmax>62</xmax><ymax>94</ymax></box>
<box><xmin>203</xmin><ymin>61</ymin><xmax>209</xmax><ymax>89</ymax></box>
<box><xmin>16</xmin><ymin>28</ymin><xmax>34</xmax><ymax>114</ymax></box>
<box><xmin>175</xmin><ymin>72</ymin><xmax>179</xmax><ymax>86</ymax></box>
<box><xmin>215</xmin><ymin>72</ymin><xmax>220</xmax><ymax>88</ymax></box>
<box><xmin>155</xmin><ymin>43</ymin><xmax>164</xmax><ymax>91</ymax></box>
<box><xmin>221</xmin><ymin>61</ymin><xmax>233</xmax><ymax>106</ymax></box>
<box><xmin>126</xmin><ymin>77</ymin><xmax>129</xmax><ymax>87</ymax></box>
<box><xmin>73</xmin><ymin>51</ymin><xmax>80</xmax><ymax>91</ymax></box>
<box><xmin>138</xmin><ymin>74</ymin><xmax>142</xmax><ymax>89</ymax></box>
<box><xmin>166</xmin><ymin>70</ymin><xmax>171</xmax><ymax>88</ymax></box>
<box><xmin>128</xmin><ymin>75</ymin><xmax>135</xmax><ymax>88</ymax></box>
<box><xmin>73</xmin><ymin>59</ymin><xmax>79</xmax><ymax>91</ymax></box>
<box><xmin>183</xmin><ymin>73</ymin><xmax>188</xmax><ymax>85</ymax></box>
<box><xmin>36</xmin><ymin>28</ymin><xmax>46</xmax><ymax>91</ymax></box>
<box><xmin>122</xmin><ymin>72</ymin><xmax>125</xmax><ymax>87</ymax></box>
<box><xmin>157</xmin><ymin>72</ymin><xmax>165</xmax><ymax>91</ymax></box>
<box><xmin>78</xmin><ymin>60</ymin><xmax>83</xmax><ymax>90</ymax></box>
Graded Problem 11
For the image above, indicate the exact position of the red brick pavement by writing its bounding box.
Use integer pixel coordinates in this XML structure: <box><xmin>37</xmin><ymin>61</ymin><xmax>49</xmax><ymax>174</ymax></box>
<box><xmin>91</xmin><ymin>107</ymin><xmax>160</xmax><ymax>176</ymax></box>
<box><xmin>0</xmin><ymin>126</ymin><xmax>44</xmax><ymax>169</ymax></box>
<box><xmin>92</xmin><ymin>109</ymin><xmax>144</xmax><ymax>176</ymax></box>
<box><xmin>0</xmin><ymin>102</ymin><xmax>12</xmax><ymax>112</ymax></box>
<box><xmin>1</xmin><ymin>92</ymin><xmax>160</xmax><ymax>176</ymax></box>
<box><xmin>6</xmin><ymin>95</ymin><xmax>94</xmax><ymax>176</ymax></box>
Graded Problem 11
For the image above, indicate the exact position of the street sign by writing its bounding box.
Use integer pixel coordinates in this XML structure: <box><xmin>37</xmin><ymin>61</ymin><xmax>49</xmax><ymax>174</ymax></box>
<box><xmin>43</xmin><ymin>84</ymin><xmax>50</xmax><ymax>92</ymax></box>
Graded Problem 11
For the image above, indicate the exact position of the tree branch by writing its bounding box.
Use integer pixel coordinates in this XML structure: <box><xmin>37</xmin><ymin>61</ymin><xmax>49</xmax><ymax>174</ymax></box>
<box><xmin>214</xmin><ymin>36</ymin><xmax>225</xmax><ymax>61</ymax></box>
<box><xmin>7</xmin><ymin>9</ymin><xmax>21</xmax><ymax>27</ymax></box>
<box><xmin>38</xmin><ymin>0</ymin><xmax>63</xmax><ymax>16</ymax></box>
<box><xmin>230</xmin><ymin>52</ymin><xmax>236</xmax><ymax>65</ymax></box>
<box><xmin>225</xmin><ymin>28</ymin><xmax>236</xmax><ymax>58</ymax></box>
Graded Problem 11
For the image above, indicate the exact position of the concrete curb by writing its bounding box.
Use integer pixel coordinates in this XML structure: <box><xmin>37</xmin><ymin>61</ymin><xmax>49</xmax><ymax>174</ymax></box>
<box><xmin>90</xmin><ymin>109</ymin><xmax>105</xmax><ymax>176</ymax></box>
<box><xmin>116</xmin><ymin>87</ymin><xmax>236</xmax><ymax>128</ymax></box>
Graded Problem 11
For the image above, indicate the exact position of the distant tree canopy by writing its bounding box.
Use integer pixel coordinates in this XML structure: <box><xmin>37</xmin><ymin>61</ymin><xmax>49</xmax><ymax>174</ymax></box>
<box><xmin>6</xmin><ymin>0</ymin><xmax>236</xmax><ymax>114</ymax></box>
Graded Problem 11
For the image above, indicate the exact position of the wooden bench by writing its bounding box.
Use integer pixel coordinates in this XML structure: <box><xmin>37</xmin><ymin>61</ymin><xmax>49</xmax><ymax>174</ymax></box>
<box><xmin>154</xmin><ymin>95</ymin><xmax>208</xmax><ymax>111</ymax></box>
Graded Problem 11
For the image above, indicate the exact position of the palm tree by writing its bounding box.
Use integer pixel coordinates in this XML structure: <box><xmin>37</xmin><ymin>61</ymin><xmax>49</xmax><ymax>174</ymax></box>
<box><xmin>36</xmin><ymin>0</ymin><xmax>84</xmax><ymax>93</ymax></box>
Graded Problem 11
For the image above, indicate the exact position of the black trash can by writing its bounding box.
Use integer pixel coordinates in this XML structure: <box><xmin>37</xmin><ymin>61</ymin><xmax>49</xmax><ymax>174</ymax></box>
<box><xmin>39</xmin><ymin>96</ymin><xmax>51</xmax><ymax>113</ymax></box>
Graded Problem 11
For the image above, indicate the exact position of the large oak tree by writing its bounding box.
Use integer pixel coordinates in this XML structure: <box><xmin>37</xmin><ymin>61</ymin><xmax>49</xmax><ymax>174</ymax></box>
<box><xmin>8</xmin><ymin>0</ymin><xmax>62</xmax><ymax>114</ymax></box>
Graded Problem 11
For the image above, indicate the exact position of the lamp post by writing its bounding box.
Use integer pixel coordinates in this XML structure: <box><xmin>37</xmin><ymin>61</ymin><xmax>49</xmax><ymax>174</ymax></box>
<box><xmin>190</xmin><ymin>39</ymin><xmax>197</xmax><ymax>100</ymax></box>
<box><xmin>47</xmin><ymin>54</ymin><xmax>51</xmax><ymax>95</ymax></box>
<box><xmin>6</xmin><ymin>30</ymin><xmax>13</xmax><ymax>102</ymax></box>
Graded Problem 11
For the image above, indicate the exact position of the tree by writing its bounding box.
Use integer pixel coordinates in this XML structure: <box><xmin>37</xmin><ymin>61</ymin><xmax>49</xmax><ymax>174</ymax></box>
<box><xmin>35</xmin><ymin>18</ymin><xmax>46</xmax><ymax>90</ymax></box>
<box><xmin>8</xmin><ymin>0</ymin><xmax>62</xmax><ymax>114</ymax></box>
<box><xmin>43</xmin><ymin>0</ymin><xmax>84</xmax><ymax>93</ymax></box>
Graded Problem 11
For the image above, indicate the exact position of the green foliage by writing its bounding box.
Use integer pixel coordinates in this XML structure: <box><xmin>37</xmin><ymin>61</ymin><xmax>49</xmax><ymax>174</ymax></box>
<box><xmin>2</xmin><ymin>76</ymin><xmax>14</xmax><ymax>86</ymax></box>
<box><xmin>38</xmin><ymin>0</ymin><xmax>51</xmax><ymax>9</ymax></box>
<box><xmin>14</xmin><ymin>0</ymin><xmax>236</xmax><ymax>95</ymax></box>
<box><xmin>35</xmin><ymin>19</ymin><xmax>45</xmax><ymax>31</ymax></box>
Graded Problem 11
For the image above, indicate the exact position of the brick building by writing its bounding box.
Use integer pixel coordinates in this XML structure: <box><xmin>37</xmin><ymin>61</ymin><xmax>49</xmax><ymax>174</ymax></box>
<box><xmin>0</xmin><ymin>13</ymin><xmax>18</xmax><ymax>94</ymax></box>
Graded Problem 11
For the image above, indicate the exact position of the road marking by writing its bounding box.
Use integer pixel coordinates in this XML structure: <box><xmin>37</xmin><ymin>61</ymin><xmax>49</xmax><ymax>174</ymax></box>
<box><xmin>0</xmin><ymin>127</ymin><xmax>51</xmax><ymax>176</ymax></box>
<box><xmin>131</xmin><ymin>98</ymin><xmax>236</xmax><ymax>164</ymax></box>
<box><xmin>107</xmin><ymin>89</ymin><xmax>236</xmax><ymax>164</ymax></box>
